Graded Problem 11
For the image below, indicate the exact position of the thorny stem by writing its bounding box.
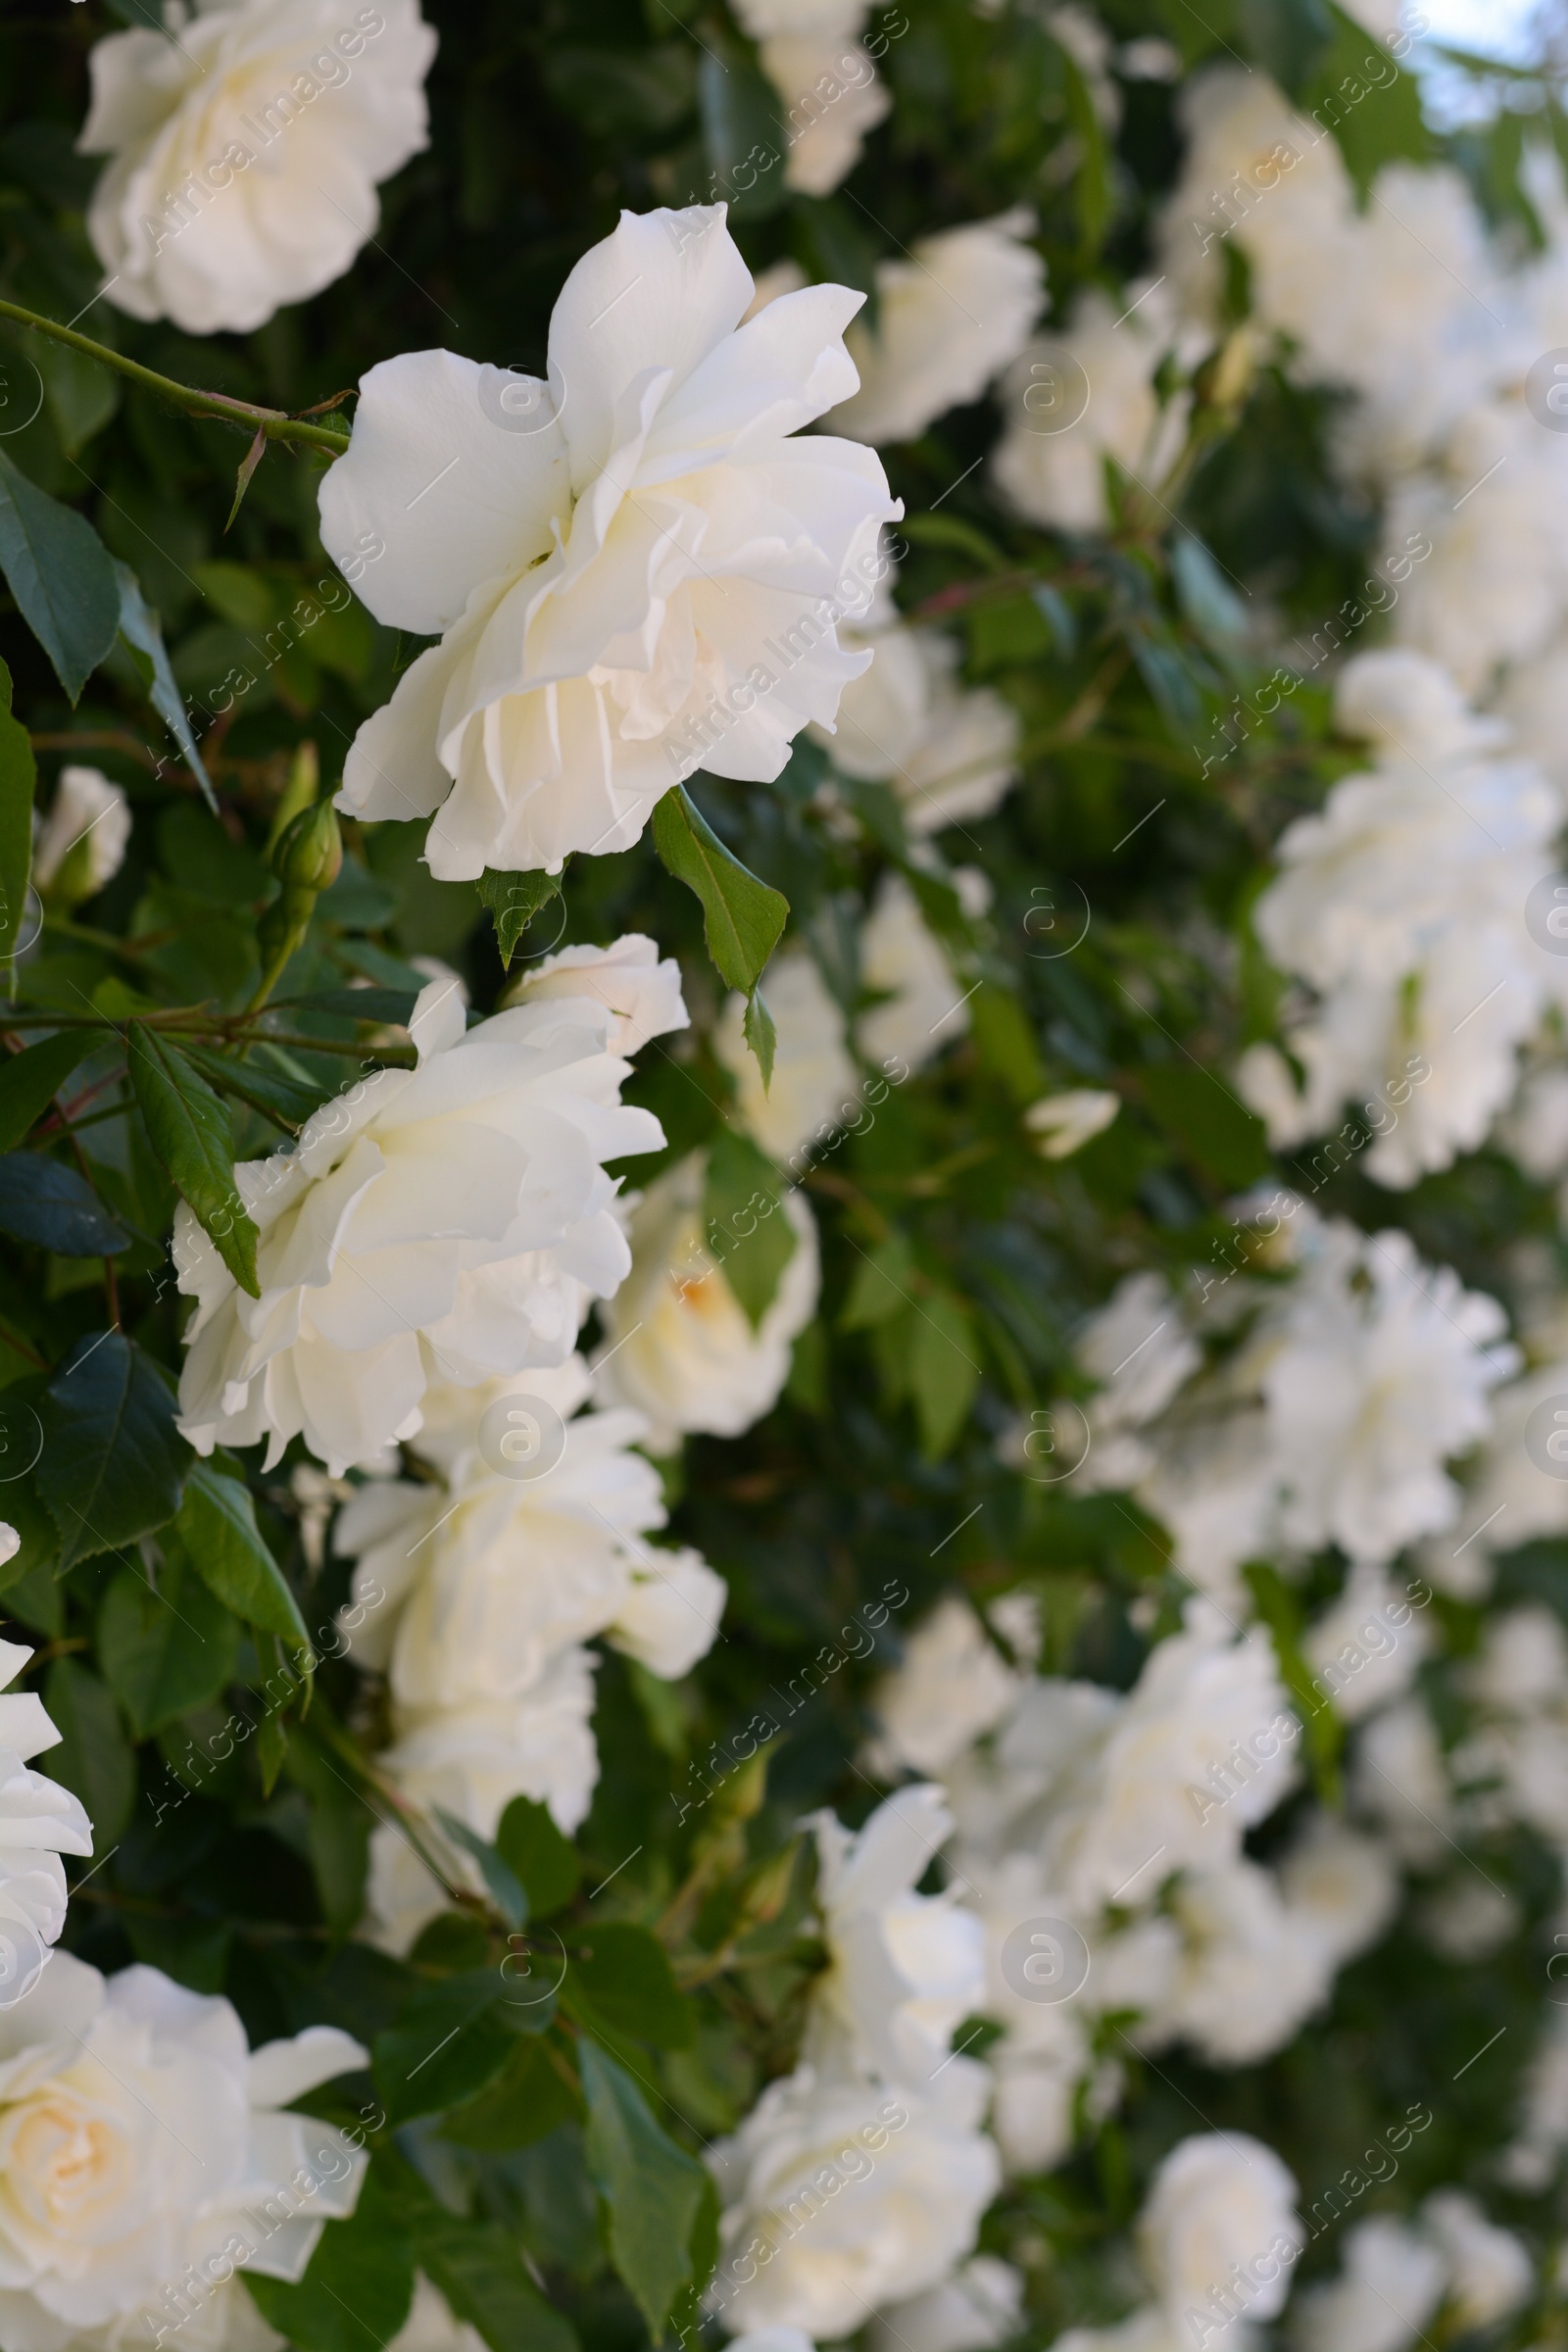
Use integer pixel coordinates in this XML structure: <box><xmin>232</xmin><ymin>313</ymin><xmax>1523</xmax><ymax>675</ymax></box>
<box><xmin>0</xmin><ymin>297</ymin><xmax>350</xmax><ymax>456</ymax></box>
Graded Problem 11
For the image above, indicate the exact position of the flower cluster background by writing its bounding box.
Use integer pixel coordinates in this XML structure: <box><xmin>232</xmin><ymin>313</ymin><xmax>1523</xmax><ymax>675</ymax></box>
<box><xmin>0</xmin><ymin>2</ymin><xmax>1567</xmax><ymax>2351</ymax></box>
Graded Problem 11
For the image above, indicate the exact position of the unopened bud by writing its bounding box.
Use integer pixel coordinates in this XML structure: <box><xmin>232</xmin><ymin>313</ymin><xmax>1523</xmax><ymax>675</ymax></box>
<box><xmin>1196</xmin><ymin>324</ymin><xmax>1259</xmax><ymax>416</ymax></box>
<box><xmin>272</xmin><ymin>797</ymin><xmax>342</xmax><ymax>897</ymax></box>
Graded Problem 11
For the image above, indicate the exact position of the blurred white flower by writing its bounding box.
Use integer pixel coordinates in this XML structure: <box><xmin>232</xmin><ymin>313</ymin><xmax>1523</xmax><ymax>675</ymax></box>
<box><xmin>1351</xmin><ymin>1696</ymin><xmax>1452</xmax><ymax>1867</ymax></box>
<box><xmin>387</xmin><ymin>2274</ymin><xmax>489</xmax><ymax>2352</ymax></box>
<box><xmin>79</xmin><ymin>0</ymin><xmax>437</xmax><ymax>335</ymax></box>
<box><xmin>813</xmin><ymin>578</ymin><xmax>1020</xmax><ymax>836</ymax></box>
<box><xmin>827</xmin><ymin>213</ymin><xmax>1045</xmax><ymax>446</ymax></box>
<box><xmin>731</xmin><ymin>0</ymin><xmax>890</xmax><ymax>195</ymax></box>
<box><xmin>0</xmin><ymin>1638</ymin><xmax>93</xmax><ymax>2006</ymax></box>
<box><xmin>501</xmin><ymin>932</ymin><xmax>688</xmax><ymax>1054</ymax></box>
<box><xmin>806</xmin><ymin>1785</ymin><xmax>986</xmax><ymax>2082</ymax></box>
<box><xmin>1421</xmin><ymin>2192</ymin><xmax>1533</xmax><ymax>2330</ymax></box>
<box><xmin>1500</xmin><ymin>2003</ymin><xmax>1568</xmax><ymax>2188</ymax></box>
<box><xmin>593</xmin><ymin>1150</ymin><xmax>820</xmax><ymax>1450</ymax></box>
<box><xmin>1024</xmin><ymin>1091</ymin><xmax>1119</xmax><ymax>1158</ymax></box>
<box><xmin>32</xmin><ymin>765</ymin><xmax>131</xmax><ymax>903</ymax></box>
<box><xmin>176</xmin><ymin>972</ymin><xmax>670</xmax><ymax>1476</ymax></box>
<box><xmin>715</xmin><ymin>949</ymin><xmax>859</xmax><ymax>1163</ymax></box>
<box><xmin>1301</xmin><ymin>1565</ymin><xmax>1431</xmax><ymax>1726</ymax></box>
<box><xmin>1148</xmin><ymin>1858</ymin><xmax>1335</xmax><ymax>2067</ymax></box>
<box><xmin>868</xmin><ymin>1596</ymin><xmax>1021</xmax><ymax>1779</ymax></box>
<box><xmin>994</xmin><ymin>287</ymin><xmax>1194</xmax><ymax>533</ymax></box>
<box><xmin>1292</xmin><ymin>2216</ymin><xmax>1446</xmax><ymax>2352</ymax></box>
<box><xmin>1137</xmin><ymin>2132</ymin><xmax>1301</xmax><ymax>2350</ymax></box>
<box><xmin>871</xmin><ymin>2256</ymin><xmax>1025</xmax><ymax>2352</ymax></box>
<box><xmin>858</xmin><ymin>876</ymin><xmax>967</xmax><ymax>1072</ymax></box>
<box><xmin>1240</xmin><ymin>652</ymin><xmax>1568</xmax><ymax>1188</ymax></box>
<box><xmin>320</xmin><ymin>207</ymin><xmax>899</xmax><ymax>878</ymax></box>
<box><xmin>710</xmin><ymin>2062</ymin><xmax>1001</xmax><ymax>2337</ymax></box>
<box><xmin>0</xmin><ymin>1949</ymin><xmax>366</xmax><ymax>2349</ymax></box>
<box><xmin>1276</xmin><ymin>1812</ymin><xmax>1398</xmax><ymax>1972</ymax></box>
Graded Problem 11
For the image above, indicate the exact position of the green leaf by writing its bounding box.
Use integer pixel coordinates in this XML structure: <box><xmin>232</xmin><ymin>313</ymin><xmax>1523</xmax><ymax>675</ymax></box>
<box><xmin>568</xmin><ymin>1923</ymin><xmax>694</xmax><ymax>2050</ymax></box>
<box><xmin>441</xmin><ymin>2034</ymin><xmax>582</xmax><ymax>2151</ymax></box>
<box><xmin>476</xmin><ymin>867</ymin><xmax>564</xmax><ymax>969</ymax></box>
<box><xmin>284</xmin><ymin>1728</ymin><xmax>372</xmax><ymax>1935</ymax></box>
<box><xmin>113</xmin><ymin>562</ymin><xmax>218</xmax><ymax>812</ymax></box>
<box><xmin>698</xmin><ymin>41</ymin><xmax>787</xmax><ymax>220</ymax></box>
<box><xmin>0</xmin><ymin>451</ymin><xmax>120</xmax><ymax>704</ymax></box>
<box><xmin>0</xmin><ymin>1154</ymin><xmax>129</xmax><ymax>1254</ymax></box>
<box><xmin>742</xmin><ymin>985</ymin><xmax>776</xmax><ymax>1092</ymax></box>
<box><xmin>1244</xmin><ymin>1561</ymin><xmax>1343</xmax><ymax>1802</ymax></box>
<box><xmin>375</xmin><ymin>1974</ymin><xmax>519</xmax><ymax>2125</ymax></box>
<box><xmin>579</xmin><ymin>2039</ymin><xmax>707</xmax><ymax>2338</ymax></box>
<box><xmin>909</xmin><ymin>1290</ymin><xmax>980</xmax><ymax>1460</ymax></box>
<box><xmin>436</xmin><ymin>1808</ymin><xmax>528</xmax><ymax>1930</ymax></box>
<box><xmin>33</xmin><ymin>335</ymin><xmax>118</xmax><ymax>459</ymax></box>
<box><xmin>43</xmin><ymin>1656</ymin><xmax>135</xmax><ymax>1846</ymax></box>
<box><xmin>98</xmin><ymin>1542</ymin><xmax>241</xmax><ymax>1739</ymax></box>
<box><xmin>179</xmin><ymin>1041</ymin><xmax>335</xmax><ymax>1135</ymax></box>
<box><xmin>1303</xmin><ymin>5</ymin><xmax>1433</xmax><ymax>191</ymax></box>
<box><xmin>245</xmin><ymin>2167</ymin><xmax>416</xmax><ymax>2352</ymax></box>
<box><xmin>417</xmin><ymin>2211</ymin><xmax>577</xmax><ymax>2352</ymax></box>
<box><xmin>1140</xmin><ymin>1062</ymin><xmax>1270</xmax><ymax>1187</ymax></box>
<box><xmin>840</xmin><ymin>1234</ymin><xmax>916</xmax><ymax>1332</ymax></box>
<box><xmin>0</xmin><ymin>659</ymin><xmax>34</xmax><ymax>972</ymax></box>
<box><xmin>703</xmin><ymin>1128</ymin><xmax>796</xmax><ymax>1328</ymax></box>
<box><xmin>0</xmin><ymin>1032</ymin><xmax>101</xmax><ymax>1152</ymax></box>
<box><xmin>177</xmin><ymin>1461</ymin><xmax>311</xmax><ymax>1649</ymax></box>
<box><xmin>127</xmin><ymin>1025</ymin><xmax>261</xmax><ymax>1297</ymax></box>
<box><xmin>652</xmin><ymin>786</ymin><xmax>787</xmax><ymax>996</ymax></box>
<box><xmin>496</xmin><ymin>1795</ymin><xmax>581</xmax><ymax>1917</ymax></box>
<box><xmin>37</xmin><ymin>1333</ymin><xmax>188</xmax><ymax>1572</ymax></box>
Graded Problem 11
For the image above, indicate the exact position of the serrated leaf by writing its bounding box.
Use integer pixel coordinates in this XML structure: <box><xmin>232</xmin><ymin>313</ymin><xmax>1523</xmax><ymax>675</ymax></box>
<box><xmin>0</xmin><ymin>1153</ymin><xmax>129</xmax><ymax>1254</ymax></box>
<box><xmin>178</xmin><ymin>1041</ymin><xmax>335</xmax><ymax>1135</ymax></box>
<box><xmin>0</xmin><ymin>451</ymin><xmax>119</xmax><ymax>704</ymax></box>
<box><xmin>98</xmin><ymin>1542</ymin><xmax>240</xmax><ymax>1739</ymax></box>
<box><xmin>0</xmin><ymin>1032</ymin><xmax>102</xmax><ymax>1152</ymax></box>
<box><xmin>43</xmin><ymin>1656</ymin><xmax>134</xmax><ymax>1846</ymax></box>
<box><xmin>0</xmin><ymin>660</ymin><xmax>34</xmax><ymax>976</ymax></box>
<box><xmin>580</xmin><ymin>2040</ymin><xmax>706</xmax><ymax>2337</ymax></box>
<box><xmin>652</xmin><ymin>786</ymin><xmax>787</xmax><ymax>995</ymax></box>
<box><xmin>496</xmin><ymin>1794</ymin><xmax>580</xmax><ymax>1917</ymax></box>
<box><xmin>703</xmin><ymin>1127</ymin><xmax>795</xmax><ymax>1328</ymax></box>
<box><xmin>36</xmin><ymin>1332</ymin><xmax>188</xmax><ymax>1571</ymax></box>
<box><xmin>477</xmin><ymin>867</ymin><xmax>564</xmax><ymax>969</ymax></box>
<box><xmin>177</xmin><ymin>1460</ymin><xmax>311</xmax><ymax>1650</ymax></box>
<box><xmin>113</xmin><ymin>562</ymin><xmax>217</xmax><ymax>812</ymax></box>
<box><xmin>127</xmin><ymin>1024</ymin><xmax>260</xmax><ymax>1297</ymax></box>
<box><xmin>245</xmin><ymin>2167</ymin><xmax>415</xmax><ymax>2352</ymax></box>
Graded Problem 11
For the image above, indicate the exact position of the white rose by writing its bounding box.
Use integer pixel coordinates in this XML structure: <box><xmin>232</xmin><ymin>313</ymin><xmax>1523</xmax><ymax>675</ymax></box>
<box><xmin>333</xmin><ymin>1379</ymin><xmax>724</xmax><ymax>1707</ymax></box>
<box><xmin>867</xmin><ymin>1596</ymin><xmax>1021</xmax><ymax>1779</ymax></box>
<box><xmin>318</xmin><ymin>207</ymin><xmax>900</xmax><ymax>879</ymax></box>
<box><xmin>715</xmin><ymin>951</ymin><xmax>860</xmax><ymax>1165</ymax></box>
<box><xmin>500</xmin><ymin>934</ymin><xmax>687</xmax><ymax>1054</ymax></box>
<box><xmin>593</xmin><ymin>1150</ymin><xmax>821</xmax><ymax>1449</ymax></box>
<box><xmin>0</xmin><ymin>1638</ymin><xmax>94</xmax><ymax>2009</ymax></box>
<box><xmin>1147</xmin><ymin>1859</ymin><xmax>1334</xmax><ymax>2067</ymax></box>
<box><xmin>1292</xmin><ymin>2218</ymin><xmax>1446</xmax><ymax>2352</ymax></box>
<box><xmin>1351</xmin><ymin>1697</ymin><xmax>1452</xmax><ymax>1868</ymax></box>
<box><xmin>1419</xmin><ymin>2195</ymin><xmax>1533</xmax><ymax>2333</ymax></box>
<box><xmin>1023</xmin><ymin>1091</ymin><xmax>1120</xmax><ymax>1159</ymax></box>
<box><xmin>826</xmin><ymin>214</ymin><xmax>1045</xmax><ymax>446</ymax></box>
<box><xmin>1302</xmin><ymin>1566</ymin><xmax>1430</xmax><ymax>1725</ymax></box>
<box><xmin>1276</xmin><ymin>1813</ymin><xmax>1398</xmax><ymax>1971</ymax></box>
<box><xmin>994</xmin><ymin>288</ymin><xmax>1194</xmax><ymax>534</ymax></box>
<box><xmin>1137</xmin><ymin>2132</ymin><xmax>1301</xmax><ymax>2349</ymax></box>
<box><xmin>710</xmin><ymin>2062</ymin><xmax>1001</xmax><ymax>2339</ymax></box>
<box><xmin>32</xmin><ymin>767</ymin><xmax>131</xmax><ymax>903</ymax></box>
<box><xmin>78</xmin><ymin>0</ymin><xmax>437</xmax><ymax>335</ymax></box>
<box><xmin>387</xmin><ymin>2274</ymin><xmax>488</xmax><ymax>2352</ymax></box>
<box><xmin>175</xmin><ymin>971</ymin><xmax>671</xmax><ymax>1476</ymax></box>
<box><xmin>367</xmin><ymin>1644</ymin><xmax>600</xmax><ymax>1949</ymax></box>
<box><xmin>0</xmin><ymin>1950</ymin><xmax>366</xmax><ymax>2350</ymax></box>
<box><xmin>760</xmin><ymin>37</ymin><xmax>891</xmax><ymax>196</ymax></box>
<box><xmin>809</xmin><ymin>570</ymin><xmax>1019</xmax><ymax>836</ymax></box>
<box><xmin>870</xmin><ymin>2256</ymin><xmax>1025</xmax><ymax>2352</ymax></box>
<box><xmin>1049</xmin><ymin>2313</ymin><xmax>1181</xmax><ymax>2352</ymax></box>
<box><xmin>806</xmin><ymin>1786</ymin><xmax>986</xmax><ymax>2082</ymax></box>
<box><xmin>858</xmin><ymin>877</ymin><xmax>968</xmax><ymax>1074</ymax></box>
